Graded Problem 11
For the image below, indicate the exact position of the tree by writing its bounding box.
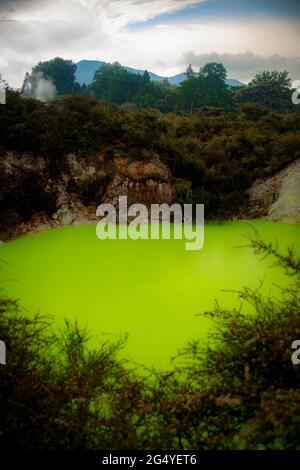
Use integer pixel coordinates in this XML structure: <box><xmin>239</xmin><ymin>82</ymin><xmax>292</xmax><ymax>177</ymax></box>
<box><xmin>89</xmin><ymin>62</ymin><xmax>143</xmax><ymax>104</ymax></box>
<box><xmin>88</xmin><ymin>63</ymin><xmax>176</xmax><ymax>111</ymax></box>
<box><xmin>142</xmin><ymin>70</ymin><xmax>151</xmax><ymax>86</ymax></box>
<box><xmin>133</xmin><ymin>81</ymin><xmax>178</xmax><ymax>112</ymax></box>
<box><xmin>235</xmin><ymin>70</ymin><xmax>294</xmax><ymax>113</ymax></box>
<box><xmin>180</xmin><ymin>63</ymin><xmax>234</xmax><ymax>114</ymax></box>
<box><xmin>161</xmin><ymin>78</ymin><xmax>171</xmax><ymax>87</ymax></box>
<box><xmin>198</xmin><ymin>62</ymin><xmax>233</xmax><ymax>110</ymax></box>
<box><xmin>185</xmin><ymin>64</ymin><xmax>195</xmax><ymax>80</ymax></box>
<box><xmin>180</xmin><ymin>75</ymin><xmax>202</xmax><ymax>114</ymax></box>
<box><xmin>21</xmin><ymin>72</ymin><xmax>31</xmax><ymax>95</ymax></box>
<box><xmin>23</xmin><ymin>57</ymin><xmax>79</xmax><ymax>96</ymax></box>
<box><xmin>249</xmin><ymin>70</ymin><xmax>291</xmax><ymax>89</ymax></box>
<box><xmin>199</xmin><ymin>62</ymin><xmax>227</xmax><ymax>81</ymax></box>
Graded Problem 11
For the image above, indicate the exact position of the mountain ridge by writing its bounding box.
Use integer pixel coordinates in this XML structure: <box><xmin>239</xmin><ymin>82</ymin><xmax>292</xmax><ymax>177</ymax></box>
<box><xmin>75</xmin><ymin>59</ymin><xmax>243</xmax><ymax>87</ymax></box>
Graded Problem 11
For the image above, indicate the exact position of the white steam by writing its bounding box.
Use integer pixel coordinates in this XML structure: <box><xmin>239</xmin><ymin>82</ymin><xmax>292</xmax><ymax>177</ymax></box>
<box><xmin>34</xmin><ymin>72</ymin><xmax>56</xmax><ymax>102</ymax></box>
<box><xmin>22</xmin><ymin>71</ymin><xmax>56</xmax><ymax>102</ymax></box>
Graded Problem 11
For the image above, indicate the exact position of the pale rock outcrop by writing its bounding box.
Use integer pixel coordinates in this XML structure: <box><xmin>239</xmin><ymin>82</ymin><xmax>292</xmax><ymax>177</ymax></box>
<box><xmin>247</xmin><ymin>159</ymin><xmax>300</xmax><ymax>223</ymax></box>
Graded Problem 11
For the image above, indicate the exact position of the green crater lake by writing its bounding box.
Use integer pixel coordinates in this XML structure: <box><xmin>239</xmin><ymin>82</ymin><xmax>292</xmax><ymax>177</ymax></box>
<box><xmin>0</xmin><ymin>221</ymin><xmax>300</xmax><ymax>368</ymax></box>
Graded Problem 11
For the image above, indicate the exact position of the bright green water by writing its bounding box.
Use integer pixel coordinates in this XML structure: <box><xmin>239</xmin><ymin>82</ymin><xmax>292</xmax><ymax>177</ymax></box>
<box><xmin>0</xmin><ymin>221</ymin><xmax>299</xmax><ymax>368</ymax></box>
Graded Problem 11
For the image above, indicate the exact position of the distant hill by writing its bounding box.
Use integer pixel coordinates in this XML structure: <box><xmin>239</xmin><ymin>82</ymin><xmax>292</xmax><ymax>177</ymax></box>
<box><xmin>76</xmin><ymin>60</ymin><xmax>164</xmax><ymax>85</ymax></box>
<box><xmin>75</xmin><ymin>60</ymin><xmax>106</xmax><ymax>85</ymax></box>
<box><xmin>75</xmin><ymin>60</ymin><xmax>243</xmax><ymax>87</ymax></box>
<box><xmin>226</xmin><ymin>78</ymin><xmax>244</xmax><ymax>87</ymax></box>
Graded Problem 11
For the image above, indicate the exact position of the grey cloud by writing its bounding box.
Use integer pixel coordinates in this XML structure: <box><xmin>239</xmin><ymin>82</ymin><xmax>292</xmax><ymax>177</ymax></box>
<box><xmin>1</xmin><ymin>0</ymin><xmax>300</xmax><ymax>87</ymax></box>
<box><xmin>0</xmin><ymin>0</ymin><xmax>44</xmax><ymax>14</ymax></box>
<box><xmin>0</xmin><ymin>12</ymin><xmax>104</xmax><ymax>86</ymax></box>
<box><xmin>0</xmin><ymin>19</ymin><xmax>89</xmax><ymax>58</ymax></box>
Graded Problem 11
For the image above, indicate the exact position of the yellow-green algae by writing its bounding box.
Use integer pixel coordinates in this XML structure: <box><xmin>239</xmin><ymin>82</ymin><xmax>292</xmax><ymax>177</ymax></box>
<box><xmin>0</xmin><ymin>220</ymin><xmax>299</xmax><ymax>368</ymax></box>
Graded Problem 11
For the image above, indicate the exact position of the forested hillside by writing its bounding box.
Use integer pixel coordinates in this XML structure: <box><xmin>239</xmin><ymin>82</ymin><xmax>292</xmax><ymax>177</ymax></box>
<box><xmin>0</xmin><ymin>58</ymin><xmax>299</xmax><ymax>238</ymax></box>
<box><xmin>0</xmin><ymin>85</ymin><xmax>299</xmax><ymax>238</ymax></box>
<box><xmin>19</xmin><ymin>57</ymin><xmax>297</xmax><ymax>113</ymax></box>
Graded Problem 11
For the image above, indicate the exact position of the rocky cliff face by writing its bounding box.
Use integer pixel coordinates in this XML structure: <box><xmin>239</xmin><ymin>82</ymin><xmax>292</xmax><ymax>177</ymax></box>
<box><xmin>104</xmin><ymin>156</ymin><xmax>173</xmax><ymax>206</ymax></box>
<box><xmin>0</xmin><ymin>151</ymin><xmax>173</xmax><ymax>240</ymax></box>
<box><xmin>247</xmin><ymin>159</ymin><xmax>300</xmax><ymax>223</ymax></box>
<box><xmin>1</xmin><ymin>150</ymin><xmax>299</xmax><ymax>242</ymax></box>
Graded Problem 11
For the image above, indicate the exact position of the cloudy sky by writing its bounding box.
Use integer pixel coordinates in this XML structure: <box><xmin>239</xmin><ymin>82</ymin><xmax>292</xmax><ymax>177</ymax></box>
<box><xmin>1</xmin><ymin>0</ymin><xmax>300</xmax><ymax>87</ymax></box>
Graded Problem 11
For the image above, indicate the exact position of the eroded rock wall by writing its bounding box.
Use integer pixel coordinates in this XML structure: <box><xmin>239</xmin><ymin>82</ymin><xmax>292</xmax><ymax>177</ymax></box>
<box><xmin>0</xmin><ymin>151</ymin><xmax>173</xmax><ymax>240</ymax></box>
<box><xmin>247</xmin><ymin>159</ymin><xmax>300</xmax><ymax>223</ymax></box>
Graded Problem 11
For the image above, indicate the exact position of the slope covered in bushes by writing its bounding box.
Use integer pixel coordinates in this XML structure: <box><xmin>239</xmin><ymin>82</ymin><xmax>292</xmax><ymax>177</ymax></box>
<box><xmin>1</xmin><ymin>91</ymin><xmax>300</xmax><ymax>229</ymax></box>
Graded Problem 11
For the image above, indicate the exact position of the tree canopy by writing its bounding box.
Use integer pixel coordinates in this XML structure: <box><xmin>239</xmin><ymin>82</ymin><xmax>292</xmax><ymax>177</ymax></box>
<box><xmin>236</xmin><ymin>70</ymin><xmax>294</xmax><ymax>113</ymax></box>
<box><xmin>249</xmin><ymin>70</ymin><xmax>291</xmax><ymax>88</ymax></box>
<box><xmin>18</xmin><ymin>58</ymin><xmax>298</xmax><ymax>115</ymax></box>
<box><xmin>22</xmin><ymin>57</ymin><xmax>79</xmax><ymax>96</ymax></box>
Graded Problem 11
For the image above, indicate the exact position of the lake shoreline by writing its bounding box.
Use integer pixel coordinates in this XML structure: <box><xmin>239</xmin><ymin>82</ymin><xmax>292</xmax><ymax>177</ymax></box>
<box><xmin>1</xmin><ymin>220</ymin><xmax>300</xmax><ymax>368</ymax></box>
<box><xmin>1</xmin><ymin>213</ymin><xmax>299</xmax><ymax>245</ymax></box>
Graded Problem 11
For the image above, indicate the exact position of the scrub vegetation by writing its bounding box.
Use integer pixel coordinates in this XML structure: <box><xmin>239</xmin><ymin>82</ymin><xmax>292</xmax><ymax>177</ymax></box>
<box><xmin>1</xmin><ymin>60</ymin><xmax>299</xmax><ymax>229</ymax></box>
<box><xmin>1</xmin><ymin>86</ymin><xmax>300</xmax><ymax>227</ymax></box>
